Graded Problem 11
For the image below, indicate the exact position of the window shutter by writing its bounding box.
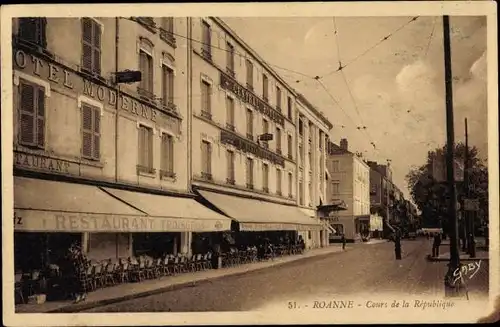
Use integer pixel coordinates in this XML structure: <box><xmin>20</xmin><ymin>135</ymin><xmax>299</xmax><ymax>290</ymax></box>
<box><xmin>168</xmin><ymin>69</ymin><xmax>174</xmax><ymax>104</ymax></box>
<box><xmin>82</xmin><ymin>19</ymin><xmax>93</xmax><ymax>71</ymax></box>
<box><xmin>19</xmin><ymin>18</ymin><xmax>36</xmax><ymax>43</ymax></box>
<box><xmin>19</xmin><ymin>83</ymin><xmax>35</xmax><ymax>145</ymax></box>
<box><xmin>40</xmin><ymin>18</ymin><xmax>47</xmax><ymax>48</ymax></box>
<box><xmin>92</xmin><ymin>21</ymin><xmax>101</xmax><ymax>74</ymax></box>
<box><xmin>36</xmin><ymin>88</ymin><xmax>45</xmax><ymax>147</ymax></box>
<box><xmin>138</xmin><ymin>127</ymin><xmax>144</xmax><ymax>166</ymax></box>
<box><xmin>82</xmin><ymin>104</ymin><xmax>93</xmax><ymax>157</ymax></box>
<box><xmin>93</xmin><ymin>108</ymin><xmax>100</xmax><ymax>159</ymax></box>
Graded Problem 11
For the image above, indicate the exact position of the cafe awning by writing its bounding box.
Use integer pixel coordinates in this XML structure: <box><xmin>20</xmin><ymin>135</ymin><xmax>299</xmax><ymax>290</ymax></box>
<box><xmin>14</xmin><ymin>177</ymin><xmax>231</xmax><ymax>233</ymax></box>
<box><xmin>197</xmin><ymin>190</ymin><xmax>322</xmax><ymax>232</ymax></box>
<box><xmin>102</xmin><ymin>188</ymin><xmax>231</xmax><ymax>232</ymax></box>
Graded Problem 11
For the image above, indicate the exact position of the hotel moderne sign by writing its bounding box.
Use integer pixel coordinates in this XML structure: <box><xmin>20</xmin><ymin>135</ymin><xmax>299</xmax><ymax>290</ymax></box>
<box><xmin>220</xmin><ymin>72</ymin><xmax>285</xmax><ymax>127</ymax></box>
<box><xmin>13</xmin><ymin>48</ymin><xmax>180</xmax><ymax>132</ymax></box>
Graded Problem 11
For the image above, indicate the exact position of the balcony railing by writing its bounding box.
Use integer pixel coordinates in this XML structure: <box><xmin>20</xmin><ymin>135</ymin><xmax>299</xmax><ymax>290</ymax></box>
<box><xmin>160</xmin><ymin>170</ymin><xmax>176</xmax><ymax>179</ymax></box>
<box><xmin>246</xmin><ymin>183</ymin><xmax>254</xmax><ymax>190</ymax></box>
<box><xmin>137</xmin><ymin>165</ymin><xmax>156</xmax><ymax>175</ymax></box>
<box><xmin>201</xmin><ymin>110</ymin><xmax>212</xmax><ymax>120</ymax></box>
<box><xmin>263</xmin><ymin>96</ymin><xmax>269</xmax><ymax>103</ymax></box>
<box><xmin>226</xmin><ymin>178</ymin><xmax>236</xmax><ymax>185</ymax></box>
<box><xmin>160</xmin><ymin>28</ymin><xmax>176</xmax><ymax>47</ymax></box>
<box><xmin>226</xmin><ymin>68</ymin><xmax>236</xmax><ymax>78</ymax></box>
<box><xmin>288</xmin><ymin>153</ymin><xmax>293</xmax><ymax>160</ymax></box>
<box><xmin>246</xmin><ymin>133</ymin><xmax>254</xmax><ymax>141</ymax></box>
<box><xmin>226</xmin><ymin>123</ymin><xmax>236</xmax><ymax>132</ymax></box>
<box><xmin>201</xmin><ymin>172</ymin><xmax>213</xmax><ymax>181</ymax></box>
<box><xmin>201</xmin><ymin>48</ymin><xmax>212</xmax><ymax>61</ymax></box>
<box><xmin>263</xmin><ymin>187</ymin><xmax>269</xmax><ymax>193</ymax></box>
<box><xmin>276</xmin><ymin>148</ymin><xmax>282</xmax><ymax>155</ymax></box>
<box><xmin>246</xmin><ymin>83</ymin><xmax>254</xmax><ymax>91</ymax></box>
<box><xmin>162</xmin><ymin>101</ymin><xmax>177</xmax><ymax>113</ymax></box>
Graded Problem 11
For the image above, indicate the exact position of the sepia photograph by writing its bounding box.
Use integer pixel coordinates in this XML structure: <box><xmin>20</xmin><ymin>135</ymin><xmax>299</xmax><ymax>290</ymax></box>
<box><xmin>1</xmin><ymin>1</ymin><xmax>498</xmax><ymax>326</ymax></box>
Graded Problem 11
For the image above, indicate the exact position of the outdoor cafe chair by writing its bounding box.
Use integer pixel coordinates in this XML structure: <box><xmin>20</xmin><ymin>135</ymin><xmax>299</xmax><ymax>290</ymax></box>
<box><xmin>104</xmin><ymin>263</ymin><xmax>116</xmax><ymax>287</ymax></box>
<box><xmin>144</xmin><ymin>259</ymin><xmax>155</xmax><ymax>279</ymax></box>
<box><xmin>92</xmin><ymin>264</ymin><xmax>104</xmax><ymax>289</ymax></box>
<box><xmin>85</xmin><ymin>265</ymin><xmax>95</xmax><ymax>292</ymax></box>
<box><xmin>195</xmin><ymin>254</ymin><xmax>204</xmax><ymax>271</ymax></box>
<box><xmin>152</xmin><ymin>258</ymin><xmax>162</xmax><ymax>278</ymax></box>
<box><xmin>116</xmin><ymin>262</ymin><xmax>129</xmax><ymax>284</ymax></box>
<box><xmin>169</xmin><ymin>256</ymin><xmax>180</xmax><ymax>275</ymax></box>
<box><xmin>187</xmin><ymin>255</ymin><xmax>196</xmax><ymax>272</ymax></box>
<box><xmin>131</xmin><ymin>261</ymin><xmax>146</xmax><ymax>282</ymax></box>
<box><xmin>179</xmin><ymin>256</ymin><xmax>188</xmax><ymax>273</ymax></box>
<box><xmin>160</xmin><ymin>257</ymin><xmax>170</xmax><ymax>277</ymax></box>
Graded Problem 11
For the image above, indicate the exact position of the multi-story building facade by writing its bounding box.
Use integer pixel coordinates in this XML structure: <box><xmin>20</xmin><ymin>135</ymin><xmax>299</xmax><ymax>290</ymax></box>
<box><xmin>325</xmin><ymin>139</ymin><xmax>370</xmax><ymax>242</ymax></box>
<box><xmin>11</xmin><ymin>17</ymin><xmax>232</xmax><ymax>272</ymax></box>
<box><xmin>187</xmin><ymin>17</ymin><xmax>323</xmax><ymax>249</ymax></box>
<box><xmin>295</xmin><ymin>94</ymin><xmax>332</xmax><ymax>248</ymax></box>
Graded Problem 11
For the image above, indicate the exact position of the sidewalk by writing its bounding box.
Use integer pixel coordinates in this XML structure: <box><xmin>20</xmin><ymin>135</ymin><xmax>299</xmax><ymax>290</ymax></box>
<box><xmin>363</xmin><ymin>239</ymin><xmax>387</xmax><ymax>245</ymax></box>
<box><xmin>16</xmin><ymin>245</ymin><xmax>345</xmax><ymax>314</ymax></box>
<box><xmin>426</xmin><ymin>250</ymin><xmax>489</xmax><ymax>262</ymax></box>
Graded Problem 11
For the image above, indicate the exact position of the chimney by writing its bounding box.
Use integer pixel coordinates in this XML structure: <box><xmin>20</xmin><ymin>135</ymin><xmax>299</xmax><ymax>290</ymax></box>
<box><xmin>340</xmin><ymin>138</ymin><xmax>348</xmax><ymax>151</ymax></box>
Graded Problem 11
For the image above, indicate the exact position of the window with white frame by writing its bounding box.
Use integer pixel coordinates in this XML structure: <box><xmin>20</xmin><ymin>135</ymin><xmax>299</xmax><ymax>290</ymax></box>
<box><xmin>139</xmin><ymin>50</ymin><xmax>154</xmax><ymax>97</ymax></box>
<box><xmin>138</xmin><ymin>125</ymin><xmax>154</xmax><ymax>173</ymax></box>
<box><xmin>162</xmin><ymin>64</ymin><xmax>174</xmax><ymax>109</ymax></box>
<box><xmin>226</xmin><ymin>150</ymin><xmax>235</xmax><ymax>184</ymax></box>
<box><xmin>160</xmin><ymin>133</ymin><xmax>175</xmax><ymax>178</ymax></box>
<box><xmin>287</xmin><ymin>134</ymin><xmax>293</xmax><ymax>159</ymax></box>
<box><xmin>276</xmin><ymin>168</ymin><xmax>282</xmax><ymax>195</ymax></box>
<box><xmin>246</xmin><ymin>59</ymin><xmax>253</xmax><ymax>90</ymax></box>
<box><xmin>201</xmin><ymin>140</ymin><xmax>212</xmax><ymax>179</ymax></box>
<box><xmin>81</xmin><ymin>103</ymin><xmax>101</xmax><ymax>160</ymax></box>
<box><xmin>246</xmin><ymin>108</ymin><xmax>253</xmax><ymax>140</ymax></box>
<box><xmin>18</xmin><ymin>81</ymin><xmax>45</xmax><ymax>148</ymax></box>
<box><xmin>202</xmin><ymin>21</ymin><xmax>211</xmax><ymax>59</ymax></box>
<box><xmin>18</xmin><ymin>18</ymin><xmax>47</xmax><ymax>48</ymax></box>
<box><xmin>262</xmin><ymin>74</ymin><xmax>269</xmax><ymax>102</ymax></box>
<box><xmin>81</xmin><ymin>18</ymin><xmax>101</xmax><ymax>75</ymax></box>
<box><xmin>287</xmin><ymin>97</ymin><xmax>293</xmax><ymax>120</ymax></box>
<box><xmin>201</xmin><ymin>80</ymin><xmax>212</xmax><ymax>119</ymax></box>
<box><xmin>275</xmin><ymin>127</ymin><xmax>281</xmax><ymax>153</ymax></box>
<box><xmin>331</xmin><ymin>160</ymin><xmax>339</xmax><ymax>172</ymax></box>
<box><xmin>226</xmin><ymin>96</ymin><xmax>235</xmax><ymax>131</ymax></box>
<box><xmin>262</xmin><ymin>163</ymin><xmax>269</xmax><ymax>193</ymax></box>
<box><xmin>226</xmin><ymin>42</ymin><xmax>235</xmax><ymax>76</ymax></box>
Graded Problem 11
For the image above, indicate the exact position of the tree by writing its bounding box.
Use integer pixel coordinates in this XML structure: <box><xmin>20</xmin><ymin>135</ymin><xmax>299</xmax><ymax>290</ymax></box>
<box><xmin>405</xmin><ymin>142</ymin><xmax>488</xmax><ymax>234</ymax></box>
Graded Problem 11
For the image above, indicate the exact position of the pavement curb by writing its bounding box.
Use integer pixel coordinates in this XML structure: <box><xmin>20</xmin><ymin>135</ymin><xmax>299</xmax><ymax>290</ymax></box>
<box><xmin>425</xmin><ymin>254</ymin><xmax>490</xmax><ymax>262</ymax></box>
<box><xmin>46</xmin><ymin>248</ymin><xmax>348</xmax><ymax>313</ymax></box>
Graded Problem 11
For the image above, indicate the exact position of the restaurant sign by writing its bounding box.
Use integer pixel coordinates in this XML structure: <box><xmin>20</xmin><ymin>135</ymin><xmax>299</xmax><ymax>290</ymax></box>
<box><xmin>13</xmin><ymin>210</ymin><xmax>231</xmax><ymax>233</ymax></box>
<box><xmin>220</xmin><ymin>130</ymin><xmax>285</xmax><ymax>167</ymax></box>
<box><xmin>14</xmin><ymin>151</ymin><xmax>79</xmax><ymax>175</ymax></box>
<box><xmin>220</xmin><ymin>72</ymin><xmax>285</xmax><ymax>126</ymax></box>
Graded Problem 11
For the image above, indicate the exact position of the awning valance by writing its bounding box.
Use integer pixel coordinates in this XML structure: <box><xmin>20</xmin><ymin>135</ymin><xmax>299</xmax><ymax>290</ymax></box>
<box><xmin>198</xmin><ymin>190</ymin><xmax>322</xmax><ymax>232</ymax></box>
<box><xmin>14</xmin><ymin>177</ymin><xmax>231</xmax><ymax>233</ymax></box>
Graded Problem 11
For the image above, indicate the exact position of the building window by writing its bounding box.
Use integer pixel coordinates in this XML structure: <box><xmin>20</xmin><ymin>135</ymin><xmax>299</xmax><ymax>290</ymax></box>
<box><xmin>18</xmin><ymin>18</ymin><xmax>47</xmax><ymax>48</ymax></box>
<box><xmin>275</xmin><ymin>127</ymin><xmax>281</xmax><ymax>154</ymax></box>
<box><xmin>262</xmin><ymin>119</ymin><xmax>269</xmax><ymax>148</ymax></box>
<box><xmin>331</xmin><ymin>160</ymin><xmax>340</xmax><ymax>172</ymax></box>
<box><xmin>81</xmin><ymin>103</ymin><xmax>100</xmax><ymax>160</ymax></box>
<box><xmin>299</xmin><ymin>145</ymin><xmax>303</xmax><ymax>167</ymax></box>
<box><xmin>201</xmin><ymin>140</ymin><xmax>212</xmax><ymax>180</ymax></box>
<box><xmin>18</xmin><ymin>81</ymin><xmax>45</xmax><ymax>148</ymax></box>
<box><xmin>332</xmin><ymin>182</ymin><xmax>340</xmax><ymax>194</ymax></box>
<box><xmin>308</xmin><ymin>183</ymin><xmax>312</xmax><ymax>207</ymax></box>
<box><xmin>160</xmin><ymin>133</ymin><xmax>175</xmax><ymax>178</ymax></box>
<box><xmin>246</xmin><ymin>157</ymin><xmax>254</xmax><ymax>189</ymax></box>
<box><xmin>276</xmin><ymin>169</ymin><xmax>282</xmax><ymax>195</ymax></box>
<box><xmin>287</xmin><ymin>97</ymin><xmax>293</xmax><ymax>120</ymax></box>
<box><xmin>201</xmin><ymin>80</ymin><xmax>212</xmax><ymax>119</ymax></box>
<box><xmin>262</xmin><ymin>74</ymin><xmax>268</xmax><ymax>102</ymax></box>
<box><xmin>288</xmin><ymin>172</ymin><xmax>293</xmax><ymax>197</ymax></box>
<box><xmin>319</xmin><ymin>131</ymin><xmax>323</xmax><ymax>150</ymax></box>
<box><xmin>246</xmin><ymin>108</ymin><xmax>253</xmax><ymax>140</ymax></box>
<box><xmin>226</xmin><ymin>96</ymin><xmax>235</xmax><ymax>131</ymax></box>
<box><xmin>160</xmin><ymin>17</ymin><xmax>176</xmax><ymax>46</ymax></box>
<box><xmin>299</xmin><ymin>119</ymin><xmax>304</xmax><ymax>136</ymax></box>
<box><xmin>139</xmin><ymin>50</ymin><xmax>154</xmax><ymax>98</ymax></box>
<box><xmin>308</xmin><ymin>150</ymin><xmax>312</xmax><ymax>168</ymax></box>
<box><xmin>276</xmin><ymin>86</ymin><xmax>282</xmax><ymax>111</ymax></box>
<box><xmin>81</xmin><ymin>18</ymin><xmax>101</xmax><ymax>75</ymax></box>
<box><xmin>246</xmin><ymin>59</ymin><xmax>253</xmax><ymax>90</ymax></box>
<box><xmin>287</xmin><ymin>134</ymin><xmax>293</xmax><ymax>159</ymax></box>
<box><xmin>162</xmin><ymin>65</ymin><xmax>175</xmax><ymax>110</ymax></box>
<box><xmin>262</xmin><ymin>163</ymin><xmax>269</xmax><ymax>193</ymax></box>
<box><xmin>226</xmin><ymin>42</ymin><xmax>235</xmax><ymax>77</ymax></box>
<box><xmin>226</xmin><ymin>150</ymin><xmax>235</xmax><ymax>184</ymax></box>
<box><xmin>202</xmin><ymin>21</ymin><xmax>211</xmax><ymax>59</ymax></box>
<box><xmin>138</xmin><ymin>125</ymin><xmax>154</xmax><ymax>173</ymax></box>
<box><xmin>299</xmin><ymin>181</ymin><xmax>304</xmax><ymax>205</ymax></box>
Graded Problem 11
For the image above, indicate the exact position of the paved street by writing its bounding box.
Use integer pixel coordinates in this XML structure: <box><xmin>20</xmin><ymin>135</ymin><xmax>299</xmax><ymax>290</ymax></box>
<box><xmin>82</xmin><ymin>239</ymin><xmax>489</xmax><ymax>312</ymax></box>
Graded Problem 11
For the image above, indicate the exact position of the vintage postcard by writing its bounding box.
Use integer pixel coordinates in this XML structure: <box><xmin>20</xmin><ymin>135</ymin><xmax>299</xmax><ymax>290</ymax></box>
<box><xmin>1</xmin><ymin>1</ymin><xmax>498</xmax><ymax>325</ymax></box>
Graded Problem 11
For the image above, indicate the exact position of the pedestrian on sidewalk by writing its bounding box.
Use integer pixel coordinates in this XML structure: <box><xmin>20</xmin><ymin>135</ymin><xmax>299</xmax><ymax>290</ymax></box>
<box><xmin>394</xmin><ymin>233</ymin><xmax>402</xmax><ymax>260</ymax></box>
<box><xmin>67</xmin><ymin>243</ymin><xmax>90</xmax><ymax>303</ymax></box>
<box><xmin>341</xmin><ymin>233</ymin><xmax>346</xmax><ymax>250</ymax></box>
<box><xmin>432</xmin><ymin>233</ymin><xmax>442</xmax><ymax>257</ymax></box>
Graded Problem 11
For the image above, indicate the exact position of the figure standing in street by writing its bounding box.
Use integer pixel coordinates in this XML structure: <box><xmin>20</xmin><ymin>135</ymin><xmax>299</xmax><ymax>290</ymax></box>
<box><xmin>394</xmin><ymin>233</ymin><xmax>402</xmax><ymax>260</ymax></box>
<box><xmin>341</xmin><ymin>233</ymin><xmax>346</xmax><ymax>250</ymax></box>
<box><xmin>67</xmin><ymin>243</ymin><xmax>90</xmax><ymax>303</ymax></box>
<box><xmin>432</xmin><ymin>233</ymin><xmax>442</xmax><ymax>257</ymax></box>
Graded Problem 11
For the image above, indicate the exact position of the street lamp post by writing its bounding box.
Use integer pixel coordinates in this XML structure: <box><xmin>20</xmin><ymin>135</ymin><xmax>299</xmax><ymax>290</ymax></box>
<box><xmin>442</xmin><ymin>15</ymin><xmax>463</xmax><ymax>297</ymax></box>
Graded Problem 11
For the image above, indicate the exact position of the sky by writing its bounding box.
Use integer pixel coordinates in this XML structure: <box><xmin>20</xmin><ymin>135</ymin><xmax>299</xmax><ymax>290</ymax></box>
<box><xmin>222</xmin><ymin>16</ymin><xmax>488</xmax><ymax>200</ymax></box>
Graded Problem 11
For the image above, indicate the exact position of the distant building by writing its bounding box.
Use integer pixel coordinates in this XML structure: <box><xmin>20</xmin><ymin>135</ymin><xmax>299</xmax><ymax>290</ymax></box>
<box><xmin>325</xmin><ymin>139</ymin><xmax>370</xmax><ymax>242</ymax></box>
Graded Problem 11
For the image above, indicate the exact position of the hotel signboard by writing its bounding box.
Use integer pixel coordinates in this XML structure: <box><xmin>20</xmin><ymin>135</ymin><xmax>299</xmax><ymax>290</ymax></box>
<box><xmin>220</xmin><ymin>72</ymin><xmax>285</xmax><ymax>127</ymax></box>
<box><xmin>220</xmin><ymin>130</ymin><xmax>285</xmax><ymax>167</ymax></box>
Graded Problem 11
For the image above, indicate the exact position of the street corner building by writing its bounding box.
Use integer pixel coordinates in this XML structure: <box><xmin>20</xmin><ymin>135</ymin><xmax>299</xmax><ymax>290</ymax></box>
<box><xmin>10</xmin><ymin>16</ymin><xmax>334</xmax><ymax>286</ymax></box>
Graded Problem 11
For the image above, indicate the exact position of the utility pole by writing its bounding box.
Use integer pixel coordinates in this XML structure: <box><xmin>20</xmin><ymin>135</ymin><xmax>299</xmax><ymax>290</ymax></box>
<box><xmin>442</xmin><ymin>15</ymin><xmax>462</xmax><ymax>297</ymax></box>
<box><xmin>464</xmin><ymin>118</ymin><xmax>476</xmax><ymax>257</ymax></box>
